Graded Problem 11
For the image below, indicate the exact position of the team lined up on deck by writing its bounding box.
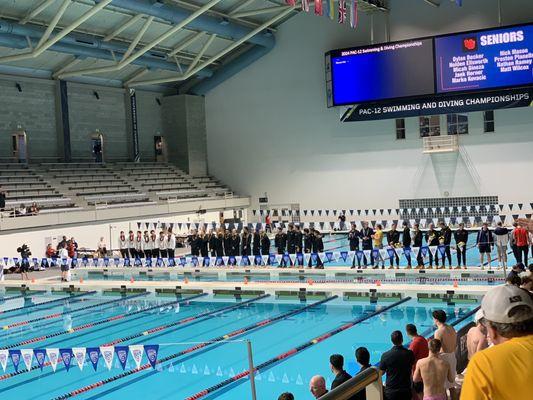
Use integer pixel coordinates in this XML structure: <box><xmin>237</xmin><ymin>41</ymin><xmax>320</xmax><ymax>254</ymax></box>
<box><xmin>116</xmin><ymin>220</ymin><xmax>532</xmax><ymax>269</ymax></box>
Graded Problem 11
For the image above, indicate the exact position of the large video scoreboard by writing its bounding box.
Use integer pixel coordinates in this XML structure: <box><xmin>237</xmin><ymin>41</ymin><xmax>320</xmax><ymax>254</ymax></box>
<box><xmin>326</xmin><ymin>23</ymin><xmax>533</xmax><ymax>108</ymax></box>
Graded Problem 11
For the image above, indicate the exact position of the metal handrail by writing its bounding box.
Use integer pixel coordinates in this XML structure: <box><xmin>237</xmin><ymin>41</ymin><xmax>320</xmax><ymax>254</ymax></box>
<box><xmin>319</xmin><ymin>367</ymin><xmax>382</xmax><ymax>400</ymax></box>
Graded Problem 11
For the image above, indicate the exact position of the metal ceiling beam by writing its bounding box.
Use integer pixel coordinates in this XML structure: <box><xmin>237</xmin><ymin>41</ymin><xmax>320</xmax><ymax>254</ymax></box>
<box><xmin>0</xmin><ymin>20</ymin><xmax>215</xmax><ymax>77</ymax></box>
<box><xmin>128</xmin><ymin>6</ymin><xmax>293</xmax><ymax>87</ymax></box>
<box><xmin>108</xmin><ymin>0</ymin><xmax>274</xmax><ymax>48</ymax></box>
<box><xmin>58</xmin><ymin>0</ymin><xmax>223</xmax><ymax>79</ymax></box>
<box><xmin>167</xmin><ymin>31</ymin><xmax>206</xmax><ymax>57</ymax></box>
<box><xmin>20</xmin><ymin>0</ymin><xmax>57</xmax><ymax>24</ymax></box>
<box><xmin>231</xmin><ymin>5</ymin><xmax>290</xmax><ymax>19</ymax></box>
<box><xmin>122</xmin><ymin>15</ymin><xmax>154</xmax><ymax>60</ymax></box>
<box><xmin>36</xmin><ymin>0</ymin><xmax>71</xmax><ymax>48</ymax></box>
<box><xmin>0</xmin><ymin>0</ymin><xmax>113</xmax><ymax>63</ymax></box>
<box><xmin>103</xmin><ymin>14</ymin><xmax>144</xmax><ymax>41</ymax></box>
<box><xmin>228</xmin><ymin>0</ymin><xmax>257</xmax><ymax>16</ymax></box>
<box><xmin>186</xmin><ymin>34</ymin><xmax>216</xmax><ymax>74</ymax></box>
<box><xmin>52</xmin><ymin>55</ymin><xmax>82</xmax><ymax>78</ymax></box>
<box><xmin>124</xmin><ymin>67</ymin><xmax>149</xmax><ymax>85</ymax></box>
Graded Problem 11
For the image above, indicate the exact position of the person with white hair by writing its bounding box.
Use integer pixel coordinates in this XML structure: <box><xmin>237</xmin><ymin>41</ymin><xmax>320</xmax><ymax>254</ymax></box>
<box><xmin>461</xmin><ymin>285</ymin><xmax>533</xmax><ymax>400</ymax></box>
<box><xmin>466</xmin><ymin>309</ymin><xmax>488</xmax><ymax>360</ymax></box>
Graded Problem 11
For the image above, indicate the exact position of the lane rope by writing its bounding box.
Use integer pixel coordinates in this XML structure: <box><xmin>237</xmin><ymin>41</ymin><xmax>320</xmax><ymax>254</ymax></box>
<box><xmin>51</xmin><ymin>295</ymin><xmax>338</xmax><ymax>399</ymax></box>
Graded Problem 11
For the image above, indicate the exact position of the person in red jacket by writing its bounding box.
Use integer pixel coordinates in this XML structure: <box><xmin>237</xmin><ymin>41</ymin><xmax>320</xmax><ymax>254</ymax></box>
<box><xmin>513</xmin><ymin>223</ymin><xmax>530</xmax><ymax>265</ymax></box>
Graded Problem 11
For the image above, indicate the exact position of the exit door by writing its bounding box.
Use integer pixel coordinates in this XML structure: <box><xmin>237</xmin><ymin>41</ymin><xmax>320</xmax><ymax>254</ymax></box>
<box><xmin>12</xmin><ymin>130</ymin><xmax>28</xmax><ymax>163</ymax></box>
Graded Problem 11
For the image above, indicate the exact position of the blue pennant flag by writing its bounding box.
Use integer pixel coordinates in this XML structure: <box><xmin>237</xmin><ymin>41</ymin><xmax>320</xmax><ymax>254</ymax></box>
<box><xmin>93</xmin><ymin>257</ymin><xmax>99</xmax><ymax>267</ymax></box>
<box><xmin>9</xmin><ymin>350</ymin><xmax>21</xmax><ymax>372</ymax></box>
<box><xmin>33</xmin><ymin>349</ymin><xmax>46</xmax><ymax>371</ymax></box>
<box><xmin>203</xmin><ymin>257</ymin><xmax>211</xmax><ymax>267</ymax></box>
<box><xmin>438</xmin><ymin>245</ymin><xmax>447</xmax><ymax>257</ymax></box>
<box><xmin>145</xmin><ymin>257</ymin><xmax>153</xmax><ymax>267</ymax></box>
<box><xmin>421</xmin><ymin>246</ymin><xmax>429</xmax><ymax>257</ymax></box>
<box><xmin>296</xmin><ymin>253</ymin><xmax>304</xmax><ymax>264</ymax></box>
<box><xmin>242</xmin><ymin>255</ymin><xmax>250</xmax><ymax>266</ymax></box>
<box><xmin>387</xmin><ymin>248</ymin><xmax>396</xmax><ymax>259</ymax></box>
<box><xmin>283</xmin><ymin>254</ymin><xmax>290</xmax><ymax>264</ymax></box>
<box><xmin>340</xmin><ymin>251</ymin><xmax>348</xmax><ymax>262</ymax></box>
<box><xmin>168</xmin><ymin>257</ymin><xmax>176</xmax><ymax>267</ymax></box>
<box><xmin>71</xmin><ymin>257</ymin><xmax>77</xmax><ymax>267</ymax></box>
<box><xmin>269</xmin><ymin>254</ymin><xmax>276</xmax><ymax>265</ymax></box>
<box><xmin>403</xmin><ymin>247</ymin><xmax>411</xmax><ymax>258</ymax></box>
<box><xmin>311</xmin><ymin>253</ymin><xmax>318</xmax><ymax>262</ymax></box>
<box><xmin>114</xmin><ymin>257</ymin><xmax>120</xmax><ymax>266</ymax></box>
<box><xmin>216</xmin><ymin>256</ymin><xmax>224</xmax><ymax>266</ymax></box>
<box><xmin>82</xmin><ymin>257</ymin><xmax>89</xmax><ymax>267</ymax></box>
<box><xmin>179</xmin><ymin>257</ymin><xmax>187</xmax><ymax>266</ymax></box>
<box><xmin>115</xmin><ymin>346</ymin><xmax>129</xmax><ymax>370</ymax></box>
<box><xmin>356</xmin><ymin>251</ymin><xmax>364</xmax><ymax>262</ymax></box>
<box><xmin>103</xmin><ymin>257</ymin><xmax>110</xmax><ymax>267</ymax></box>
<box><xmin>60</xmin><ymin>348</ymin><xmax>74</xmax><ymax>372</ymax></box>
<box><xmin>144</xmin><ymin>345</ymin><xmax>159</xmax><ymax>369</ymax></box>
<box><xmin>325</xmin><ymin>252</ymin><xmax>333</xmax><ymax>262</ymax></box>
<box><xmin>124</xmin><ymin>258</ymin><xmax>131</xmax><ymax>267</ymax></box>
<box><xmin>156</xmin><ymin>257</ymin><xmax>163</xmax><ymax>267</ymax></box>
<box><xmin>255</xmin><ymin>255</ymin><xmax>262</xmax><ymax>265</ymax></box>
<box><xmin>135</xmin><ymin>258</ymin><xmax>143</xmax><ymax>267</ymax></box>
<box><xmin>192</xmin><ymin>256</ymin><xmax>199</xmax><ymax>266</ymax></box>
<box><xmin>372</xmin><ymin>249</ymin><xmax>380</xmax><ymax>259</ymax></box>
<box><xmin>87</xmin><ymin>347</ymin><xmax>101</xmax><ymax>371</ymax></box>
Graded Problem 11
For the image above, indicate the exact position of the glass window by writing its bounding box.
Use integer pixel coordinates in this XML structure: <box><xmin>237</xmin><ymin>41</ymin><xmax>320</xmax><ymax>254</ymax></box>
<box><xmin>483</xmin><ymin>110</ymin><xmax>495</xmax><ymax>133</ymax></box>
<box><xmin>447</xmin><ymin>114</ymin><xmax>469</xmax><ymax>135</ymax></box>
<box><xmin>419</xmin><ymin>115</ymin><xmax>440</xmax><ymax>137</ymax></box>
<box><xmin>395</xmin><ymin>119</ymin><xmax>406</xmax><ymax>140</ymax></box>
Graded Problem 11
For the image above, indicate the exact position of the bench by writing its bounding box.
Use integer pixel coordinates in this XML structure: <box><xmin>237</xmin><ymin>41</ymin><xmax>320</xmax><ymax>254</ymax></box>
<box><xmin>85</xmin><ymin>193</ymin><xmax>150</xmax><ymax>205</ymax></box>
<box><xmin>77</xmin><ymin>188</ymin><xmax>136</xmax><ymax>196</ymax></box>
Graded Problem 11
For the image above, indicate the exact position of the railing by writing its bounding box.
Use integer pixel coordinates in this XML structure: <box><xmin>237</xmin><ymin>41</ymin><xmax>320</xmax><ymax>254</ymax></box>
<box><xmin>422</xmin><ymin>135</ymin><xmax>459</xmax><ymax>153</ymax></box>
<box><xmin>319</xmin><ymin>367</ymin><xmax>383</xmax><ymax>400</ymax></box>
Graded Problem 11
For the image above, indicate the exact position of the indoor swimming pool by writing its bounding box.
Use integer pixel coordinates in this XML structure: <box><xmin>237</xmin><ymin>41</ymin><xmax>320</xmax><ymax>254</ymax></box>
<box><xmin>0</xmin><ymin>290</ymin><xmax>477</xmax><ymax>399</ymax></box>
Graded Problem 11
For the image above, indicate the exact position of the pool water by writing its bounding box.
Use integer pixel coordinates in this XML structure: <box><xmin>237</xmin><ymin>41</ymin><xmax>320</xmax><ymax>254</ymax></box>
<box><xmin>0</xmin><ymin>291</ymin><xmax>476</xmax><ymax>399</ymax></box>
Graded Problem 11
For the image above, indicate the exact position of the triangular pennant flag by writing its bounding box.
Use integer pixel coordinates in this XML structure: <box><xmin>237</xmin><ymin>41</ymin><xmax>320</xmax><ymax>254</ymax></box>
<box><xmin>289</xmin><ymin>254</ymin><xmax>297</xmax><ymax>265</ymax></box>
<box><xmin>87</xmin><ymin>347</ymin><xmax>100</xmax><ymax>371</ymax></box>
<box><xmin>46</xmin><ymin>348</ymin><xmax>60</xmax><ymax>372</ymax></box>
<box><xmin>33</xmin><ymin>349</ymin><xmax>46</xmax><ymax>371</ymax></box>
<box><xmin>235</xmin><ymin>256</ymin><xmax>242</xmax><ymax>266</ymax></box>
<box><xmin>402</xmin><ymin>247</ymin><xmax>410</xmax><ymax>259</ymax></box>
<box><xmin>100</xmin><ymin>346</ymin><xmax>114</xmax><ymax>371</ymax></box>
<box><xmin>115</xmin><ymin>346</ymin><xmax>129</xmax><ymax>370</ymax></box>
<box><xmin>420</xmin><ymin>246</ymin><xmax>429</xmax><ymax>258</ymax></box>
<box><xmin>9</xmin><ymin>350</ymin><xmax>21</xmax><ymax>373</ymax></box>
<box><xmin>72</xmin><ymin>347</ymin><xmax>86</xmax><ymax>371</ymax></box>
<box><xmin>261</xmin><ymin>255</ymin><xmax>269</xmax><ymax>265</ymax></box>
<box><xmin>379</xmin><ymin>249</ymin><xmax>389</xmax><ymax>261</ymax></box>
<box><xmin>437</xmin><ymin>245</ymin><xmax>447</xmax><ymax>257</ymax></box>
<box><xmin>60</xmin><ymin>348</ymin><xmax>74</xmax><ymax>372</ymax></box>
<box><xmin>363</xmin><ymin>249</ymin><xmax>371</xmax><ymax>261</ymax></box>
<box><xmin>411</xmin><ymin>247</ymin><xmax>420</xmax><ymax>258</ymax></box>
<box><xmin>340</xmin><ymin>251</ymin><xmax>348</xmax><ymax>262</ymax></box>
<box><xmin>372</xmin><ymin>249</ymin><xmax>381</xmax><ymax>260</ymax></box>
<box><xmin>20</xmin><ymin>349</ymin><xmax>33</xmax><ymax>371</ymax></box>
<box><xmin>0</xmin><ymin>350</ymin><xmax>8</xmax><ymax>373</ymax></box>
<box><xmin>129</xmin><ymin>345</ymin><xmax>144</xmax><ymax>369</ymax></box>
<box><xmin>386</xmin><ymin>247</ymin><xmax>396</xmax><ymax>259</ymax></box>
<box><xmin>144</xmin><ymin>345</ymin><xmax>159</xmax><ymax>369</ymax></box>
<box><xmin>429</xmin><ymin>246</ymin><xmax>438</xmax><ymax>257</ymax></box>
<box><xmin>325</xmin><ymin>252</ymin><xmax>334</xmax><ymax>262</ymax></box>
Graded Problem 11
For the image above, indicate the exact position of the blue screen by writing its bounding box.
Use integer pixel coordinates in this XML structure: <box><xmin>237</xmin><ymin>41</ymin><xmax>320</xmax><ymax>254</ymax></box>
<box><xmin>330</xmin><ymin>39</ymin><xmax>435</xmax><ymax>105</ymax></box>
<box><xmin>435</xmin><ymin>24</ymin><xmax>533</xmax><ymax>93</ymax></box>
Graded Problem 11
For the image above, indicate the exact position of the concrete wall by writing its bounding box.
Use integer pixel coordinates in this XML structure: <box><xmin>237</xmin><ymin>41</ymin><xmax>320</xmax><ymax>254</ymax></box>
<box><xmin>205</xmin><ymin>0</ymin><xmax>533</xmax><ymax>211</ymax></box>
<box><xmin>0</xmin><ymin>75</ymin><xmax>58</xmax><ymax>161</ymax></box>
<box><xmin>162</xmin><ymin>94</ymin><xmax>208</xmax><ymax>175</ymax></box>
<box><xmin>0</xmin><ymin>76</ymin><xmax>166</xmax><ymax>162</ymax></box>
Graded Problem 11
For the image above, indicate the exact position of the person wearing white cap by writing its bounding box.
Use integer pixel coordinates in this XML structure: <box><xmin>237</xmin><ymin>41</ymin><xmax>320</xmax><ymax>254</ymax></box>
<box><xmin>466</xmin><ymin>309</ymin><xmax>487</xmax><ymax>360</ymax></box>
<box><xmin>461</xmin><ymin>285</ymin><xmax>533</xmax><ymax>400</ymax></box>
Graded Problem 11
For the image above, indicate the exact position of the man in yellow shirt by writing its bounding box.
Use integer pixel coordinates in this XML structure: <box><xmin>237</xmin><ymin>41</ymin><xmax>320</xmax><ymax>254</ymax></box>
<box><xmin>461</xmin><ymin>284</ymin><xmax>533</xmax><ymax>400</ymax></box>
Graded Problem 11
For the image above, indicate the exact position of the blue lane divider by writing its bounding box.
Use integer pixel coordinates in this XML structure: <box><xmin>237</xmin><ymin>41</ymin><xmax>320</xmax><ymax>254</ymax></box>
<box><xmin>184</xmin><ymin>296</ymin><xmax>412</xmax><ymax>400</ymax></box>
<box><xmin>0</xmin><ymin>291</ymin><xmax>97</xmax><ymax>316</ymax></box>
<box><xmin>1</xmin><ymin>292</ymin><xmax>149</xmax><ymax>332</ymax></box>
<box><xmin>0</xmin><ymin>290</ymin><xmax>46</xmax><ymax>302</ymax></box>
<box><xmin>52</xmin><ymin>295</ymin><xmax>338</xmax><ymax>399</ymax></box>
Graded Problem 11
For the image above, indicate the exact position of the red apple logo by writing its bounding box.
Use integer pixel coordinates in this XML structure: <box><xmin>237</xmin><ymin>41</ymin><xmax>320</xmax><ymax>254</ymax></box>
<box><xmin>462</xmin><ymin>37</ymin><xmax>477</xmax><ymax>51</ymax></box>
